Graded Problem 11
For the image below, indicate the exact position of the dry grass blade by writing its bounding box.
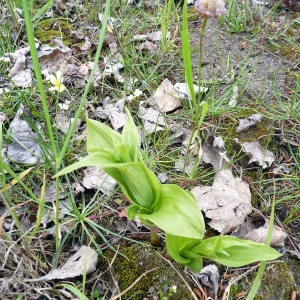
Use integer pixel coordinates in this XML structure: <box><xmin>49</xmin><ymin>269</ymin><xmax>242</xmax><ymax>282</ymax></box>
<box><xmin>155</xmin><ymin>251</ymin><xmax>199</xmax><ymax>300</ymax></box>
<box><xmin>221</xmin><ymin>265</ymin><xmax>259</xmax><ymax>300</ymax></box>
<box><xmin>0</xmin><ymin>167</ymin><xmax>35</xmax><ymax>193</ymax></box>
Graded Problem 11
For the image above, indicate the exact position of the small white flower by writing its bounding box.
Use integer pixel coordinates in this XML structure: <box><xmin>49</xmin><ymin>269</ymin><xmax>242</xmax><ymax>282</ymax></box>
<box><xmin>133</xmin><ymin>89</ymin><xmax>143</xmax><ymax>97</ymax></box>
<box><xmin>195</xmin><ymin>0</ymin><xmax>226</xmax><ymax>19</ymax></box>
<box><xmin>170</xmin><ymin>285</ymin><xmax>177</xmax><ymax>293</ymax></box>
<box><xmin>58</xmin><ymin>100</ymin><xmax>70</xmax><ymax>111</ymax></box>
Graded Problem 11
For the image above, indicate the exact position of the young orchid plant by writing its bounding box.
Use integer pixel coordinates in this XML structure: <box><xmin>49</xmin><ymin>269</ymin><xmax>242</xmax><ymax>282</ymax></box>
<box><xmin>55</xmin><ymin>109</ymin><xmax>281</xmax><ymax>273</ymax></box>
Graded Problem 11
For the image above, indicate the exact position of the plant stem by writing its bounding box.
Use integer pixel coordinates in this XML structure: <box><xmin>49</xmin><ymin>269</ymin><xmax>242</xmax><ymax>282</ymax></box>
<box><xmin>196</xmin><ymin>17</ymin><xmax>207</xmax><ymax>125</ymax></box>
<box><xmin>22</xmin><ymin>0</ymin><xmax>58</xmax><ymax>160</ymax></box>
<box><xmin>246</xmin><ymin>180</ymin><xmax>277</xmax><ymax>300</ymax></box>
<box><xmin>150</xmin><ymin>226</ymin><xmax>160</xmax><ymax>247</ymax></box>
<box><xmin>182</xmin><ymin>15</ymin><xmax>209</xmax><ymax>176</ymax></box>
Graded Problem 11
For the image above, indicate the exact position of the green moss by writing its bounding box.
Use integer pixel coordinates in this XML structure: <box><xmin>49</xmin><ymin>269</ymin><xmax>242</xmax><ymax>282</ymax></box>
<box><xmin>220</xmin><ymin>106</ymin><xmax>276</xmax><ymax>166</ymax></box>
<box><xmin>217</xmin><ymin>106</ymin><xmax>276</xmax><ymax>207</ymax></box>
<box><xmin>285</xmin><ymin>70</ymin><xmax>300</xmax><ymax>87</ymax></box>
<box><xmin>268</xmin><ymin>43</ymin><xmax>300</xmax><ymax>61</ymax></box>
<box><xmin>99</xmin><ymin>244</ymin><xmax>194</xmax><ymax>300</ymax></box>
<box><xmin>186</xmin><ymin>7</ymin><xmax>200</xmax><ymax>22</ymax></box>
<box><xmin>34</xmin><ymin>18</ymin><xmax>75</xmax><ymax>46</ymax></box>
<box><xmin>256</xmin><ymin>259</ymin><xmax>300</xmax><ymax>299</ymax></box>
<box><xmin>226</xmin><ymin>257</ymin><xmax>300</xmax><ymax>299</ymax></box>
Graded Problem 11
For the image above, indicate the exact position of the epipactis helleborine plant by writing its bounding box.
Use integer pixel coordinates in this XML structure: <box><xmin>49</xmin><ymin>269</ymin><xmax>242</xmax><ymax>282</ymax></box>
<box><xmin>55</xmin><ymin>109</ymin><xmax>282</xmax><ymax>272</ymax></box>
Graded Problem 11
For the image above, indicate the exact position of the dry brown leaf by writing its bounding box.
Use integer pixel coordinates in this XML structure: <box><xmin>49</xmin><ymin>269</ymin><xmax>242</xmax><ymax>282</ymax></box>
<box><xmin>148</xmin><ymin>78</ymin><xmax>181</xmax><ymax>113</ymax></box>
<box><xmin>236</xmin><ymin>114</ymin><xmax>263</xmax><ymax>133</ymax></box>
<box><xmin>136</xmin><ymin>41</ymin><xmax>158</xmax><ymax>53</ymax></box>
<box><xmin>138</xmin><ymin>104</ymin><xmax>165</xmax><ymax>133</ymax></box>
<box><xmin>231</xmin><ymin>220</ymin><xmax>287</xmax><ymax>247</ymax></box>
<box><xmin>6</xmin><ymin>109</ymin><xmax>43</xmax><ymax>164</ymax></box>
<box><xmin>82</xmin><ymin>166</ymin><xmax>116</xmax><ymax>194</ymax></box>
<box><xmin>173</xmin><ymin>82</ymin><xmax>208</xmax><ymax>100</ymax></box>
<box><xmin>28</xmin><ymin>246</ymin><xmax>98</xmax><ymax>281</ymax></box>
<box><xmin>235</xmin><ymin>139</ymin><xmax>275</xmax><ymax>168</ymax></box>
<box><xmin>202</xmin><ymin>135</ymin><xmax>230</xmax><ymax>170</ymax></box>
<box><xmin>192</xmin><ymin>169</ymin><xmax>252</xmax><ymax>234</ymax></box>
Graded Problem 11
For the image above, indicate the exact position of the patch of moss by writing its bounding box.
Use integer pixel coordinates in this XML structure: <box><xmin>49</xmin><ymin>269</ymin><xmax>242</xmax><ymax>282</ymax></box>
<box><xmin>285</xmin><ymin>70</ymin><xmax>300</xmax><ymax>88</ymax></box>
<box><xmin>226</xmin><ymin>257</ymin><xmax>300</xmax><ymax>299</ymax></box>
<box><xmin>219</xmin><ymin>106</ymin><xmax>276</xmax><ymax>169</ymax></box>
<box><xmin>267</xmin><ymin>42</ymin><xmax>300</xmax><ymax>62</ymax></box>
<box><xmin>34</xmin><ymin>18</ymin><xmax>75</xmax><ymax>46</ymax></box>
<box><xmin>217</xmin><ymin>106</ymin><xmax>277</xmax><ymax>207</ymax></box>
<box><xmin>99</xmin><ymin>244</ymin><xmax>194</xmax><ymax>300</ymax></box>
<box><xmin>186</xmin><ymin>7</ymin><xmax>200</xmax><ymax>22</ymax></box>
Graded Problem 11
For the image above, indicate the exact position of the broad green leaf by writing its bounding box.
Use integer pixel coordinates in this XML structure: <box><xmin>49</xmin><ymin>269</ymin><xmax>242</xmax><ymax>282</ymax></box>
<box><xmin>181</xmin><ymin>0</ymin><xmax>196</xmax><ymax>106</ymax></box>
<box><xmin>105</xmin><ymin>163</ymin><xmax>160</xmax><ymax>209</ymax></box>
<box><xmin>137</xmin><ymin>184</ymin><xmax>205</xmax><ymax>239</ymax></box>
<box><xmin>55</xmin><ymin>155</ymin><xmax>160</xmax><ymax>209</ymax></box>
<box><xmin>54</xmin><ymin>151</ymin><xmax>117</xmax><ymax>178</ymax></box>
<box><xmin>191</xmin><ymin>236</ymin><xmax>282</xmax><ymax>267</ymax></box>
<box><xmin>113</xmin><ymin>142</ymin><xmax>133</xmax><ymax>163</ymax></box>
<box><xmin>166</xmin><ymin>234</ymin><xmax>203</xmax><ymax>272</ymax></box>
<box><xmin>86</xmin><ymin>118</ymin><xmax>122</xmax><ymax>153</ymax></box>
<box><xmin>122</xmin><ymin>108</ymin><xmax>141</xmax><ymax>162</ymax></box>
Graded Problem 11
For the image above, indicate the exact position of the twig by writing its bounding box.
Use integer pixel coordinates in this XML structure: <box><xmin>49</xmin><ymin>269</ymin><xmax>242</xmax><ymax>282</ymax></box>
<box><xmin>189</xmin><ymin>272</ymin><xmax>207</xmax><ymax>300</ymax></box>
<box><xmin>221</xmin><ymin>265</ymin><xmax>259</xmax><ymax>300</ymax></box>
<box><xmin>109</xmin><ymin>267</ymin><xmax>160</xmax><ymax>300</ymax></box>
<box><xmin>155</xmin><ymin>251</ymin><xmax>199</xmax><ymax>300</ymax></box>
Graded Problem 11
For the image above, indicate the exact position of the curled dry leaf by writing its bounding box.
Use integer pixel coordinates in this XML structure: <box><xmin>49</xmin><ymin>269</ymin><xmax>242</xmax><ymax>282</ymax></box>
<box><xmin>196</xmin><ymin>264</ymin><xmax>219</xmax><ymax>296</ymax></box>
<box><xmin>148</xmin><ymin>78</ymin><xmax>182</xmax><ymax>113</ymax></box>
<box><xmin>55</xmin><ymin>114</ymin><xmax>82</xmax><ymax>134</ymax></box>
<box><xmin>146</xmin><ymin>30</ymin><xmax>170</xmax><ymax>42</ymax></box>
<box><xmin>192</xmin><ymin>169</ymin><xmax>252</xmax><ymax>234</ymax></box>
<box><xmin>138</xmin><ymin>104</ymin><xmax>165</xmax><ymax>134</ymax></box>
<box><xmin>136</xmin><ymin>41</ymin><xmax>158</xmax><ymax>53</ymax></box>
<box><xmin>236</xmin><ymin>114</ymin><xmax>263</xmax><ymax>133</ymax></box>
<box><xmin>96</xmin><ymin>98</ymin><xmax>127</xmax><ymax>132</ymax></box>
<box><xmin>11</xmin><ymin>69</ymin><xmax>32</xmax><ymax>88</ymax></box>
<box><xmin>5</xmin><ymin>44</ymin><xmax>39</xmax><ymax>88</ymax></box>
<box><xmin>82</xmin><ymin>166</ymin><xmax>116</xmax><ymax>194</ymax></box>
<box><xmin>202</xmin><ymin>135</ymin><xmax>230</xmax><ymax>170</ymax></box>
<box><xmin>29</xmin><ymin>246</ymin><xmax>98</xmax><ymax>281</ymax></box>
<box><xmin>235</xmin><ymin>139</ymin><xmax>275</xmax><ymax>168</ymax></box>
<box><xmin>6</xmin><ymin>110</ymin><xmax>43</xmax><ymax>164</ymax></box>
<box><xmin>9</xmin><ymin>55</ymin><xmax>26</xmax><ymax>77</ymax></box>
<box><xmin>232</xmin><ymin>220</ymin><xmax>287</xmax><ymax>247</ymax></box>
<box><xmin>174</xmin><ymin>82</ymin><xmax>208</xmax><ymax>100</ymax></box>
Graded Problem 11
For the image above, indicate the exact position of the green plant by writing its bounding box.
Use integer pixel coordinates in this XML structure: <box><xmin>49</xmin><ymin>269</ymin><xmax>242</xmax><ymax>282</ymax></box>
<box><xmin>21</xmin><ymin>0</ymin><xmax>111</xmax><ymax>252</ymax></box>
<box><xmin>55</xmin><ymin>108</ymin><xmax>282</xmax><ymax>273</ymax></box>
<box><xmin>159</xmin><ymin>0</ymin><xmax>175</xmax><ymax>52</ymax></box>
<box><xmin>220</xmin><ymin>0</ymin><xmax>265</xmax><ymax>34</ymax></box>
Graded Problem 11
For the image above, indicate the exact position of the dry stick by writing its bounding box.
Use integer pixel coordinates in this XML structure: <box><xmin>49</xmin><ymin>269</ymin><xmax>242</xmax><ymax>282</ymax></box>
<box><xmin>155</xmin><ymin>251</ymin><xmax>199</xmax><ymax>300</ymax></box>
<box><xmin>108</xmin><ymin>245</ymin><xmax>122</xmax><ymax>297</ymax></box>
<box><xmin>188</xmin><ymin>273</ymin><xmax>207</xmax><ymax>300</ymax></box>
<box><xmin>221</xmin><ymin>265</ymin><xmax>259</xmax><ymax>300</ymax></box>
<box><xmin>109</xmin><ymin>267</ymin><xmax>160</xmax><ymax>300</ymax></box>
